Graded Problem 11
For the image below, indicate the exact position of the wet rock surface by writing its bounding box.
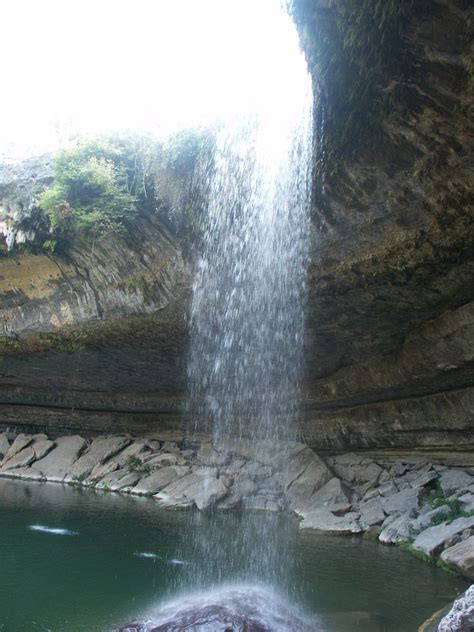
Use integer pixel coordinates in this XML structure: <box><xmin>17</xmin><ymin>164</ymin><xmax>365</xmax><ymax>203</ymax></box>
<box><xmin>1</xmin><ymin>0</ymin><xmax>474</xmax><ymax>453</ymax></box>
<box><xmin>1</xmin><ymin>430</ymin><xmax>473</xmax><ymax>582</ymax></box>
<box><xmin>114</xmin><ymin>587</ymin><xmax>316</xmax><ymax>632</ymax></box>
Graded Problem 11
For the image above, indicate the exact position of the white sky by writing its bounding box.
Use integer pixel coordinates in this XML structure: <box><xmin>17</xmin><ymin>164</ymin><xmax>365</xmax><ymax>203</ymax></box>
<box><xmin>0</xmin><ymin>0</ymin><xmax>306</xmax><ymax>159</ymax></box>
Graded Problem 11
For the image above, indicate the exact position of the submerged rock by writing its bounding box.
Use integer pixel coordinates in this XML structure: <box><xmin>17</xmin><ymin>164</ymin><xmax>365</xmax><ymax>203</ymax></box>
<box><xmin>438</xmin><ymin>585</ymin><xmax>474</xmax><ymax>632</ymax></box>
<box><xmin>114</xmin><ymin>586</ymin><xmax>317</xmax><ymax>631</ymax></box>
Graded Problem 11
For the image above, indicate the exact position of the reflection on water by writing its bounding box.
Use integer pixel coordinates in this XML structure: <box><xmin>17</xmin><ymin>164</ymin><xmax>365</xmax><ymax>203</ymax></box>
<box><xmin>0</xmin><ymin>479</ymin><xmax>467</xmax><ymax>631</ymax></box>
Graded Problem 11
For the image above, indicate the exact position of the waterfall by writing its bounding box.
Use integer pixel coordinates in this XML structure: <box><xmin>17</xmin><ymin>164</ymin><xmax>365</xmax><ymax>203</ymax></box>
<box><xmin>183</xmin><ymin>0</ymin><xmax>314</xmax><ymax>596</ymax></box>
<box><xmin>187</xmin><ymin>10</ymin><xmax>313</xmax><ymax>448</ymax></box>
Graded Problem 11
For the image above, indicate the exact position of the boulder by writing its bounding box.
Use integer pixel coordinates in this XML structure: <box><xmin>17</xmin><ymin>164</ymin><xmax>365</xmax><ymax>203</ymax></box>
<box><xmin>111</xmin><ymin>441</ymin><xmax>152</xmax><ymax>468</ymax></box>
<box><xmin>378</xmin><ymin>481</ymin><xmax>398</xmax><ymax>497</ymax></box>
<box><xmin>216</xmin><ymin>494</ymin><xmax>242</xmax><ymax>510</ymax></box>
<box><xmin>66</xmin><ymin>436</ymin><xmax>130</xmax><ymax>482</ymax></box>
<box><xmin>238</xmin><ymin>461</ymin><xmax>273</xmax><ymax>481</ymax></box>
<box><xmin>412</xmin><ymin>505</ymin><xmax>452</xmax><ymax>532</ymax></box>
<box><xmin>382</xmin><ymin>488</ymin><xmax>420</xmax><ymax>515</ymax></box>
<box><xmin>1</xmin><ymin>433</ymin><xmax>33</xmax><ymax>464</ymax></box>
<box><xmin>33</xmin><ymin>439</ymin><xmax>55</xmax><ymax>461</ymax></box>
<box><xmin>85</xmin><ymin>460</ymin><xmax>120</xmax><ymax>485</ymax></box>
<box><xmin>458</xmin><ymin>493</ymin><xmax>474</xmax><ymax>514</ymax></box>
<box><xmin>231</xmin><ymin>478</ymin><xmax>258</xmax><ymax>498</ymax></box>
<box><xmin>107</xmin><ymin>471</ymin><xmax>142</xmax><ymax>492</ymax></box>
<box><xmin>131</xmin><ymin>466</ymin><xmax>189</xmax><ymax>495</ymax></box>
<box><xmin>194</xmin><ymin>477</ymin><xmax>228</xmax><ymax>510</ymax></box>
<box><xmin>282</xmin><ymin>447</ymin><xmax>332</xmax><ymax>510</ymax></box>
<box><xmin>412</xmin><ymin>516</ymin><xmax>474</xmax><ymax>558</ymax></box>
<box><xmin>294</xmin><ymin>477</ymin><xmax>349</xmax><ymax>518</ymax></box>
<box><xmin>162</xmin><ymin>441</ymin><xmax>179</xmax><ymax>453</ymax></box>
<box><xmin>440</xmin><ymin>536</ymin><xmax>474</xmax><ymax>579</ymax></box>
<box><xmin>439</xmin><ymin>470</ymin><xmax>473</xmax><ymax>496</ymax></box>
<box><xmin>114</xmin><ymin>586</ymin><xmax>315</xmax><ymax>631</ymax></box>
<box><xmin>156</xmin><ymin>471</ymin><xmax>226</xmax><ymax>510</ymax></box>
<box><xmin>197</xmin><ymin>443</ymin><xmax>229</xmax><ymax>466</ymax></box>
<box><xmin>34</xmin><ymin>435</ymin><xmax>87</xmax><ymax>482</ymax></box>
<box><xmin>332</xmin><ymin>463</ymin><xmax>356</xmax><ymax>483</ymax></box>
<box><xmin>0</xmin><ymin>465</ymin><xmax>45</xmax><ymax>481</ymax></box>
<box><xmin>0</xmin><ymin>433</ymin><xmax>10</xmax><ymax>459</ymax></box>
<box><xmin>1</xmin><ymin>446</ymin><xmax>36</xmax><ymax>471</ymax></box>
<box><xmin>378</xmin><ymin>512</ymin><xmax>413</xmax><ymax>544</ymax></box>
<box><xmin>300</xmin><ymin>508</ymin><xmax>362</xmax><ymax>533</ymax></box>
<box><xmin>353</xmin><ymin>462</ymin><xmax>383</xmax><ymax>484</ymax></box>
<box><xmin>359</xmin><ymin>497</ymin><xmax>386</xmax><ymax>528</ymax></box>
<box><xmin>407</xmin><ymin>468</ymin><xmax>439</xmax><ymax>489</ymax></box>
<box><xmin>438</xmin><ymin>585</ymin><xmax>474</xmax><ymax>632</ymax></box>
<box><xmin>145</xmin><ymin>453</ymin><xmax>179</xmax><ymax>467</ymax></box>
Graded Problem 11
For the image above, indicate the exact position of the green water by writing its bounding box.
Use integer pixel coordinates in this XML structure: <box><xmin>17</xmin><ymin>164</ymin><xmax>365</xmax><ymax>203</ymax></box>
<box><xmin>0</xmin><ymin>478</ymin><xmax>467</xmax><ymax>631</ymax></box>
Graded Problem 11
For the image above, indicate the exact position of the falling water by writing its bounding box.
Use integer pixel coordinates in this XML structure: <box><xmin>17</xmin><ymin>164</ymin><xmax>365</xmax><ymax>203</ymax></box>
<box><xmin>183</xmin><ymin>0</ymin><xmax>313</xmax><ymax>618</ymax></box>
<box><xmin>187</xmin><ymin>12</ymin><xmax>313</xmax><ymax>448</ymax></box>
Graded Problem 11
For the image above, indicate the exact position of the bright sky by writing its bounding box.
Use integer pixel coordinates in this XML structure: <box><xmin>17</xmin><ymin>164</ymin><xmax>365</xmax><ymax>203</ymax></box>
<box><xmin>0</xmin><ymin>0</ymin><xmax>306</xmax><ymax>159</ymax></box>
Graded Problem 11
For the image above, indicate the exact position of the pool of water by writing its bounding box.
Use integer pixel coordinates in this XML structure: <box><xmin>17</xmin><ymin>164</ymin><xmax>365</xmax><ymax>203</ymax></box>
<box><xmin>0</xmin><ymin>478</ymin><xmax>467</xmax><ymax>631</ymax></box>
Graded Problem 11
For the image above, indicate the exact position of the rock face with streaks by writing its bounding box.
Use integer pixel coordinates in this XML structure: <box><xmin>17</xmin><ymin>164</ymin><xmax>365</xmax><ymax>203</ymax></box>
<box><xmin>1</xmin><ymin>2</ymin><xmax>473</xmax><ymax>451</ymax></box>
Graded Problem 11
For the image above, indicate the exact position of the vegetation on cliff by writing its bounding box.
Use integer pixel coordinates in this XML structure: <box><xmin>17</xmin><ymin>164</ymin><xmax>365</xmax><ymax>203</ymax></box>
<box><xmin>0</xmin><ymin>129</ymin><xmax>215</xmax><ymax>255</ymax></box>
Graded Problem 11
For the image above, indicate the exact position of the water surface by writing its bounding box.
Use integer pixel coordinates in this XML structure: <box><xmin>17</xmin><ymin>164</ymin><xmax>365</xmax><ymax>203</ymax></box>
<box><xmin>0</xmin><ymin>479</ymin><xmax>467</xmax><ymax>631</ymax></box>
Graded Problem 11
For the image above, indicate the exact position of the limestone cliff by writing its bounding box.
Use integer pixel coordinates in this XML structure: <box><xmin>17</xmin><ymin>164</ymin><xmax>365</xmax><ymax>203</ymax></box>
<box><xmin>0</xmin><ymin>1</ymin><xmax>473</xmax><ymax>449</ymax></box>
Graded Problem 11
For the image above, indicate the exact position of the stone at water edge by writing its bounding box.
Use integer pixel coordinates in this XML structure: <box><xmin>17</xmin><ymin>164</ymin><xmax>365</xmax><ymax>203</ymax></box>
<box><xmin>65</xmin><ymin>436</ymin><xmax>131</xmax><ymax>482</ymax></box>
<box><xmin>34</xmin><ymin>436</ymin><xmax>87</xmax><ymax>482</ymax></box>
<box><xmin>0</xmin><ymin>446</ymin><xmax>36</xmax><ymax>471</ymax></box>
<box><xmin>97</xmin><ymin>470</ymin><xmax>142</xmax><ymax>492</ymax></box>
<box><xmin>154</xmin><ymin>469</ymin><xmax>228</xmax><ymax>510</ymax></box>
<box><xmin>32</xmin><ymin>439</ymin><xmax>55</xmax><ymax>461</ymax></box>
<box><xmin>131</xmin><ymin>466</ymin><xmax>189</xmax><ymax>496</ymax></box>
<box><xmin>1</xmin><ymin>433</ymin><xmax>33</xmax><ymax>465</ymax></box>
<box><xmin>0</xmin><ymin>466</ymin><xmax>45</xmax><ymax>481</ymax></box>
<box><xmin>441</xmin><ymin>537</ymin><xmax>474</xmax><ymax>580</ymax></box>
<box><xmin>282</xmin><ymin>447</ymin><xmax>332</xmax><ymax>510</ymax></box>
<box><xmin>438</xmin><ymin>585</ymin><xmax>474</xmax><ymax>632</ymax></box>
<box><xmin>299</xmin><ymin>507</ymin><xmax>363</xmax><ymax>533</ymax></box>
<box><xmin>412</xmin><ymin>516</ymin><xmax>474</xmax><ymax>558</ymax></box>
<box><xmin>378</xmin><ymin>512</ymin><xmax>413</xmax><ymax>544</ymax></box>
<box><xmin>293</xmin><ymin>477</ymin><xmax>350</xmax><ymax>519</ymax></box>
<box><xmin>194</xmin><ymin>476</ymin><xmax>227</xmax><ymax>510</ymax></box>
<box><xmin>0</xmin><ymin>433</ymin><xmax>10</xmax><ymax>459</ymax></box>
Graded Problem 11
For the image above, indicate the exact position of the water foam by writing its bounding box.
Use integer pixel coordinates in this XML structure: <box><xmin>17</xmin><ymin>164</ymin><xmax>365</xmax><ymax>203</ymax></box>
<box><xmin>29</xmin><ymin>524</ymin><xmax>78</xmax><ymax>536</ymax></box>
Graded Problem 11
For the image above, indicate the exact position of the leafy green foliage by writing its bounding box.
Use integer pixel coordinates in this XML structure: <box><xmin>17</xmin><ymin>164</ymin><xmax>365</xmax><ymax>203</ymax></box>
<box><xmin>38</xmin><ymin>139</ymin><xmax>138</xmax><ymax>240</ymax></box>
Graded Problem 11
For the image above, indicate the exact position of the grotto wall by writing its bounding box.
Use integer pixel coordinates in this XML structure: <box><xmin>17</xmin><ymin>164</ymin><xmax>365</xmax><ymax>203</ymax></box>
<box><xmin>0</xmin><ymin>0</ymin><xmax>473</xmax><ymax>450</ymax></box>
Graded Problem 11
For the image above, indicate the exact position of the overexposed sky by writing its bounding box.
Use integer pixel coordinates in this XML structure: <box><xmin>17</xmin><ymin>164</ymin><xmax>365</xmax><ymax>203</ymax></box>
<box><xmin>0</xmin><ymin>0</ymin><xmax>305</xmax><ymax>158</ymax></box>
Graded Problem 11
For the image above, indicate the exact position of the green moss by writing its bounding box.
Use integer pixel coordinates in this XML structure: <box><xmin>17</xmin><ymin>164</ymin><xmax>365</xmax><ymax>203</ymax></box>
<box><xmin>0</xmin><ymin>335</ymin><xmax>22</xmax><ymax>351</ymax></box>
<box><xmin>38</xmin><ymin>331</ymin><xmax>86</xmax><ymax>353</ymax></box>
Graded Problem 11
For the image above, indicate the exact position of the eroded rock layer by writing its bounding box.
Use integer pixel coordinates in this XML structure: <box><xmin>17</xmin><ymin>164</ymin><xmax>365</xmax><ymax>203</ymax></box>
<box><xmin>0</xmin><ymin>2</ymin><xmax>473</xmax><ymax>449</ymax></box>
